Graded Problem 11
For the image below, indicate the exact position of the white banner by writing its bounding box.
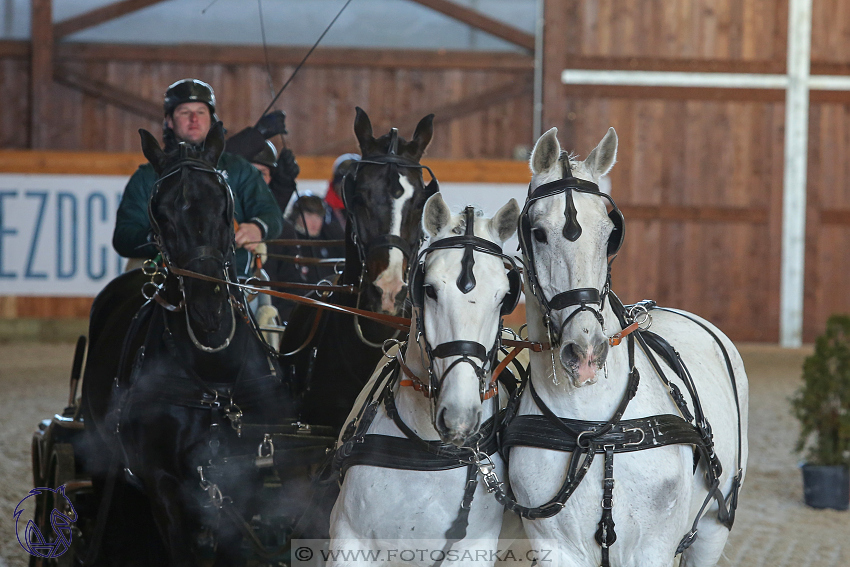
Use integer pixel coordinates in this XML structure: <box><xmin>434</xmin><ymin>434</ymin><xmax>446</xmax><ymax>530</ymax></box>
<box><xmin>0</xmin><ymin>173</ymin><xmax>527</xmax><ymax>297</ymax></box>
<box><xmin>0</xmin><ymin>174</ymin><xmax>128</xmax><ymax>296</ymax></box>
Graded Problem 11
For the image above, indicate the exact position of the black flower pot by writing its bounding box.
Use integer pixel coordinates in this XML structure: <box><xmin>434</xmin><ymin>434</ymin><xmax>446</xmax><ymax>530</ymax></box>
<box><xmin>801</xmin><ymin>464</ymin><xmax>850</xmax><ymax>510</ymax></box>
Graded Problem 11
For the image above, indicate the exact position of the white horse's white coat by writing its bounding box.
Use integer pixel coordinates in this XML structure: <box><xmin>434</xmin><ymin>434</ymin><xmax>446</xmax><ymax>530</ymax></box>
<box><xmin>373</xmin><ymin>174</ymin><xmax>415</xmax><ymax>313</ymax></box>
<box><xmin>510</xmin><ymin>128</ymin><xmax>749</xmax><ymax>567</ymax></box>
<box><xmin>329</xmin><ymin>196</ymin><xmax>520</xmax><ymax>567</ymax></box>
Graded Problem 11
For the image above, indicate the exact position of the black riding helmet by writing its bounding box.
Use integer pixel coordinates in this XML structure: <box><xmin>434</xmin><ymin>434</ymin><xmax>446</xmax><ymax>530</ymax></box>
<box><xmin>250</xmin><ymin>140</ymin><xmax>278</xmax><ymax>169</ymax></box>
<box><xmin>163</xmin><ymin>78</ymin><xmax>219</xmax><ymax>122</ymax></box>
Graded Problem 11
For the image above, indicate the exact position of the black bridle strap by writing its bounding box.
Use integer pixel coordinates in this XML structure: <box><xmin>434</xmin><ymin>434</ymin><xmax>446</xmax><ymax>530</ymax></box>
<box><xmin>548</xmin><ymin>287</ymin><xmax>601</xmax><ymax>311</ymax></box>
<box><xmin>430</xmin><ymin>341</ymin><xmax>488</xmax><ymax>361</ymax></box>
<box><xmin>366</xmin><ymin>233</ymin><xmax>412</xmax><ymax>259</ymax></box>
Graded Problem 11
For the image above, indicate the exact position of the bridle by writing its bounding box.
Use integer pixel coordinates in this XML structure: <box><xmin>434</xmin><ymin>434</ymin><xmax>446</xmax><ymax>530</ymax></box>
<box><xmin>147</xmin><ymin>145</ymin><xmax>238</xmax><ymax>353</ymax></box>
<box><xmin>342</xmin><ymin>128</ymin><xmax>439</xmax><ymax>346</ymax></box>
<box><xmin>406</xmin><ymin>206</ymin><xmax>522</xmax><ymax>404</ymax></box>
<box><xmin>518</xmin><ymin>155</ymin><xmax>625</xmax><ymax>349</ymax></box>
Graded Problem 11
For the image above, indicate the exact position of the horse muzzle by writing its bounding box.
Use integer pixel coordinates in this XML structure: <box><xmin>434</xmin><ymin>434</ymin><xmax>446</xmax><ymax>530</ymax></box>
<box><xmin>559</xmin><ymin>335</ymin><xmax>608</xmax><ymax>387</ymax></box>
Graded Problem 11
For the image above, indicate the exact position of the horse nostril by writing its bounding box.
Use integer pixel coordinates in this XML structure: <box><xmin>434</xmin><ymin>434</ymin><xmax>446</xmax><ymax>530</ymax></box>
<box><xmin>436</xmin><ymin>407</ymin><xmax>448</xmax><ymax>433</ymax></box>
<box><xmin>559</xmin><ymin>342</ymin><xmax>581</xmax><ymax>370</ymax></box>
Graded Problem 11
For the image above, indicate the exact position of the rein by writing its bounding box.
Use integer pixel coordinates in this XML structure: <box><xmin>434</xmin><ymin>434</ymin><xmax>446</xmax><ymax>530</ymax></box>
<box><xmin>165</xmin><ymin>263</ymin><xmax>410</xmax><ymax>331</ymax></box>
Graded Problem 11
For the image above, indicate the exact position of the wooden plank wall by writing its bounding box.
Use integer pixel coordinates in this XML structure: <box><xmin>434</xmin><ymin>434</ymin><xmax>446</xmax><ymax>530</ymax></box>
<box><xmin>0</xmin><ymin>49</ymin><xmax>534</xmax><ymax>160</ymax></box>
<box><xmin>543</xmin><ymin>0</ymin><xmax>850</xmax><ymax>342</ymax></box>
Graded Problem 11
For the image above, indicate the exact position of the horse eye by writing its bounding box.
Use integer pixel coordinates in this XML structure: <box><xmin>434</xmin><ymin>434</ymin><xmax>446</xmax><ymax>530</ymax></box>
<box><xmin>424</xmin><ymin>285</ymin><xmax>438</xmax><ymax>301</ymax></box>
<box><xmin>532</xmin><ymin>227</ymin><xmax>548</xmax><ymax>244</ymax></box>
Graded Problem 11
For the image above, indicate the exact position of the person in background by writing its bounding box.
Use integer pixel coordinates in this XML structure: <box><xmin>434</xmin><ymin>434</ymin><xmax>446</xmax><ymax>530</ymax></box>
<box><xmin>324</xmin><ymin>153</ymin><xmax>360</xmax><ymax>228</ymax></box>
<box><xmin>113</xmin><ymin>78</ymin><xmax>282</xmax><ymax>276</ymax></box>
<box><xmin>264</xmin><ymin>194</ymin><xmax>345</xmax><ymax>321</ymax></box>
<box><xmin>226</xmin><ymin>111</ymin><xmax>300</xmax><ymax>216</ymax></box>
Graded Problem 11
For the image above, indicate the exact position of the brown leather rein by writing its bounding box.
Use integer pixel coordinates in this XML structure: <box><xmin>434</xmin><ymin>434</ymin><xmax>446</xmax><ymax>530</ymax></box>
<box><xmin>163</xmin><ymin>263</ymin><xmax>641</xmax><ymax>398</ymax></box>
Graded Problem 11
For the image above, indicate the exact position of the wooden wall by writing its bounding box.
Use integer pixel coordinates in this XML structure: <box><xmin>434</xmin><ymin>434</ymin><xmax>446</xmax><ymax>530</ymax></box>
<box><xmin>0</xmin><ymin>42</ymin><xmax>534</xmax><ymax>159</ymax></box>
<box><xmin>542</xmin><ymin>0</ymin><xmax>850</xmax><ymax>342</ymax></box>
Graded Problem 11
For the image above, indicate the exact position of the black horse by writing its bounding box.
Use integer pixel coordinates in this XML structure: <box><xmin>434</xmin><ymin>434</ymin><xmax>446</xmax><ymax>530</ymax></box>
<box><xmin>279</xmin><ymin>107</ymin><xmax>437</xmax><ymax>432</ymax></box>
<box><xmin>80</xmin><ymin>123</ymin><xmax>296</xmax><ymax>566</ymax></box>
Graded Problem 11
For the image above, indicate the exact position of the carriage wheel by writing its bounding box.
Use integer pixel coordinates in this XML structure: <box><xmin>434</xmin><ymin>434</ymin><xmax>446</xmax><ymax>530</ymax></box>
<box><xmin>29</xmin><ymin>444</ymin><xmax>79</xmax><ymax>567</ymax></box>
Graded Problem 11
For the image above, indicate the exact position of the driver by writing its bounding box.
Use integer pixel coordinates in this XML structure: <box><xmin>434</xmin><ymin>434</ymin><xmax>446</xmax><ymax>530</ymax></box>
<box><xmin>113</xmin><ymin>78</ymin><xmax>283</xmax><ymax>276</ymax></box>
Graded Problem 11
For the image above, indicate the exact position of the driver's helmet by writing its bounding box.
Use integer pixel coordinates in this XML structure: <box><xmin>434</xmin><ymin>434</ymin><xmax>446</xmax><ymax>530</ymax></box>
<box><xmin>163</xmin><ymin>79</ymin><xmax>219</xmax><ymax>122</ymax></box>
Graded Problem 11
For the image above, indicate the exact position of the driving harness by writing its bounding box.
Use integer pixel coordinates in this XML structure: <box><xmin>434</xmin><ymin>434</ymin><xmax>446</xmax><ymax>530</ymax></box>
<box><xmin>331</xmin><ymin>208</ymin><xmax>522</xmax><ymax>555</ymax></box>
<box><xmin>476</xmin><ymin>158</ymin><xmax>743</xmax><ymax>566</ymax></box>
<box><xmin>517</xmin><ymin>155</ymin><xmax>624</xmax><ymax>346</ymax></box>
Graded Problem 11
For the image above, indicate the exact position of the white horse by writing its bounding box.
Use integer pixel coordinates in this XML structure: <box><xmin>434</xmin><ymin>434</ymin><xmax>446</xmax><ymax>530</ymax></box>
<box><xmin>501</xmin><ymin>128</ymin><xmax>749</xmax><ymax>567</ymax></box>
<box><xmin>328</xmin><ymin>194</ymin><xmax>521</xmax><ymax>567</ymax></box>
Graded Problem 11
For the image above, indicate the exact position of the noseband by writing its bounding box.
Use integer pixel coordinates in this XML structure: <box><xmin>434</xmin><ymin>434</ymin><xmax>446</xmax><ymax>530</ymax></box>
<box><xmin>409</xmin><ymin>206</ymin><xmax>521</xmax><ymax>401</ymax></box>
<box><xmin>518</xmin><ymin>157</ymin><xmax>625</xmax><ymax>346</ymax></box>
<box><xmin>148</xmin><ymin>147</ymin><xmax>237</xmax><ymax>353</ymax></box>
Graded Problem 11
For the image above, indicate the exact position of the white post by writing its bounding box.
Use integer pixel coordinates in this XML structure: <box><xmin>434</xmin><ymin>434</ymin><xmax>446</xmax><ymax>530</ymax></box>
<box><xmin>780</xmin><ymin>0</ymin><xmax>813</xmax><ymax>347</ymax></box>
<box><xmin>532</xmin><ymin>0</ymin><xmax>545</xmax><ymax>140</ymax></box>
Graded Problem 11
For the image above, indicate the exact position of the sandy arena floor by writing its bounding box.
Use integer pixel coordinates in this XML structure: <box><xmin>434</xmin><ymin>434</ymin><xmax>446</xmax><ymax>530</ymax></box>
<box><xmin>0</xmin><ymin>341</ymin><xmax>847</xmax><ymax>566</ymax></box>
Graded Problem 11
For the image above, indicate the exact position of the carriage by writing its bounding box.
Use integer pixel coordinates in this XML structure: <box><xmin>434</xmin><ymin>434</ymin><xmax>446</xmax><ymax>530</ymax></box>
<box><xmin>26</xmin><ymin>117</ymin><xmax>748</xmax><ymax>567</ymax></box>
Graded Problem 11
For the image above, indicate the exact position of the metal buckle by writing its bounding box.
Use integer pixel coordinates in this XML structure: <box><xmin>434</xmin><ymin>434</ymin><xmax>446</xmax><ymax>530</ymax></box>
<box><xmin>200</xmin><ymin>391</ymin><xmax>220</xmax><ymax>407</ymax></box>
<box><xmin>258</xmin><ymin>433</ymin><xmax>275</xmax><ymax>457</ymax></box>
<box><xmin>224</xmin><ymin>403</ymin><xmax>243</xmax><ymax>437</ymax></box>
<box><xmin>623</xmin><ymin>427</ymin><xmax>646</xmax><ymax>447</ymax></box>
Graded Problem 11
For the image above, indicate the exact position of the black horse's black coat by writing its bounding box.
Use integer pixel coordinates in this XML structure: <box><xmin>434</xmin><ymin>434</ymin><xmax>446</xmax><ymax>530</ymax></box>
<box><xmin>279</xmin><ymin>108</ymin><xmax>436</xmax><ymax>432</ymax></box>
<box><xmin>80</xmin><ymin>124</ymin><xmax>296</xmax><ymax>566</ymax></box>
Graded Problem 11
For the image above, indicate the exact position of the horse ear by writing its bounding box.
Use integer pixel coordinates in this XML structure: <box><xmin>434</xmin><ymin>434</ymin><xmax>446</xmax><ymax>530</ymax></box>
<box><xmin>202</xmin><ymin>121</ymin><xmax>226</xmax><ymax>166</ymax></box>
<box><xmin>530</xmin><ymin>127</ymin><xmax>561</xmax><ymax>176</ymax></box>
<box><xmin>353</xmin><ymin>106</ymin><xmax>374</xmax><ymax>151</ymax></box>
<box><xmin>408</xmin><ymin>113</ymin><xmax>435</xmax><ymax>160</ymax></box>
<box><xmin>139</xmin><ymin>129</ymin><xmax>165</xmax><ymax>171</ymax></box>
<box><xmin>423</xmin><ymin>193</ymin><xmax>451</xmax><ymax>238</ymax></box>
<box><xmin>489</xmin><ymin>198</ymin><xmax>520</xmax><ymax>243</ymax></box>
<box><xmin>584</xmin><ymin>127</ymin><xmax>618</xmax><ymax>179</ymax></box>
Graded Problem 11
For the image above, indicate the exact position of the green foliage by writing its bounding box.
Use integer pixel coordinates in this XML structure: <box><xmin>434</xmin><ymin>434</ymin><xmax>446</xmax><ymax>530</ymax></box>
<box><xmin>792</xmin><ymin>315</ymin><xmax>850</xmax><ymax>466</ymax></box>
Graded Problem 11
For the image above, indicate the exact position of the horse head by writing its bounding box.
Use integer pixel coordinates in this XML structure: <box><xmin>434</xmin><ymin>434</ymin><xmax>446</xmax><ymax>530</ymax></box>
<box><xmin>345</xmin><ymin>107</ymin><xmax>438</xmax><ymax>315</ymax></box>
<box><xmin>140</xmin><ymin>122</ymin><xmax>236</xmax><ymax>349</ymax></box>
<box><xmin>522</xmin><ymin>127</ymin><xmax>621</xmax><ymax>387</ymax></box>
<box><xmin>413</xmin><ymin>195</ymin><xmax>520</xmax><ymax>446</ymax></box>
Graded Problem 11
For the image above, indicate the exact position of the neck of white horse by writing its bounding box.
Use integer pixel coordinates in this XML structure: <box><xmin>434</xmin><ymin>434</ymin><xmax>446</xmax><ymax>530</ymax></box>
<box><xmin>524</xmin><ymin>296</ymin><xmax>632</xmax><ymax>421</ymax></box>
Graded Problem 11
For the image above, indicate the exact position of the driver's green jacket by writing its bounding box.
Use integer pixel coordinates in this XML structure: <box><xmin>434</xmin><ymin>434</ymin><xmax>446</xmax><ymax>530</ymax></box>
<box><xmin>113</xmin><ymin>152</ymin><xmax>283</xmax><ymax>277</ymax></box>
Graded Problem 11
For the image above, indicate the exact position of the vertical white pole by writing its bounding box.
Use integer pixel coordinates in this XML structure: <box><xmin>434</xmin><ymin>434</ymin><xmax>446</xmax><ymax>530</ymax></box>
<box><xmin>780</xmin><ymin>0</ymin><xmax>813</xmax><ymax>347</ymax></box>
<box><xmin>532</xmin><ymin>0</ymin><xmax>545</xmax><ymax>140</ymax></box>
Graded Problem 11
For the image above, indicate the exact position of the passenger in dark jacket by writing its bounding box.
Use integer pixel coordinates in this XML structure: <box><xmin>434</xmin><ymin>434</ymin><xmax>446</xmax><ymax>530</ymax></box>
<box><xmin>113</xmin><ymin>78</ymin><xmax>283</xmax><ymax>277</ymax></box>
<box><xmin>225</xmin><ymin>111</ymin><xmax>300</xmax><ymax>216</ymax></box>
<box><xmin>264</xmin><ymin>195</ymin><xmax>345</xmax><ymax>321</ymax></box>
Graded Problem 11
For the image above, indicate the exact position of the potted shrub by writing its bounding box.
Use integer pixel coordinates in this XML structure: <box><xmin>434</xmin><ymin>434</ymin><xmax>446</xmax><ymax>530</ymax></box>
<box><xmin>791</xmin><ymin>314</ymin><xmax>850</xmax><ymax>510</ymax></box>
